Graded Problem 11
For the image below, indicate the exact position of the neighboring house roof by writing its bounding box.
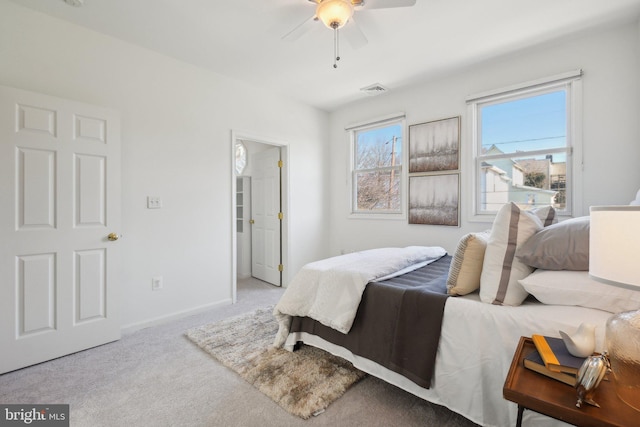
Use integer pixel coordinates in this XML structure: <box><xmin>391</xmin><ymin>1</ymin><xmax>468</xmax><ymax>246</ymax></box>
<box><xmin>512</xmin><ymin>183</ymin><xmax>557</xmax><ymax>195</ymax></box>
<box><xmin>481</xmin><ymin>149</ymin><xmax>558</xmax><ymax>198</ymax></box>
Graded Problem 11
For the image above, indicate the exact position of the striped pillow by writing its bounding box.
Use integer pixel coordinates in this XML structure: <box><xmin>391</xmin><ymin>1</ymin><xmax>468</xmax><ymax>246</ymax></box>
<box><xmin>480</xmin><ymin>203</ymin><xmax>554</xmax><ymax>306</ymax></box>
<box><xmin>532</xmin><ymin>205</ymin><xmax>557</xmax><ymax>227</ymax></box>
<box><xmin>447</xmin><ymin>230</ymin><xmax>491</xmax><ymax>295</ymax></box>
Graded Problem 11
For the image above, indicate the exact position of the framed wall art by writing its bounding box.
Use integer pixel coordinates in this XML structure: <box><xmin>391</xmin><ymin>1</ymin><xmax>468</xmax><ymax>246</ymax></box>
<box><xmin>409</xmin><ymin>116</ymin><xmax>460</xmax><ymax>173</ymax></box>
<box><xmin>408</xmin><ymin>173</ymin><xmax>460</xmax><ymax>226</ymax></box>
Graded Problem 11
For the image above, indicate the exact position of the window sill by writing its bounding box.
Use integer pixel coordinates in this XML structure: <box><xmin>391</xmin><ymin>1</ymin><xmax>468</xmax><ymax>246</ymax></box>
<box><xmin>348</xmin><ymin>212</ymin><xmax>406</xmax><ymax>220</ymax></box>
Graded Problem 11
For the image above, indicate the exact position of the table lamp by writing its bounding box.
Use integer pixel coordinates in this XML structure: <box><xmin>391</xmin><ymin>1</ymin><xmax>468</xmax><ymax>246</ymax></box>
<box><xmin>590</xmin><ymin>205</ymin><xmax>640</xmax><ymax>411</ymax></box>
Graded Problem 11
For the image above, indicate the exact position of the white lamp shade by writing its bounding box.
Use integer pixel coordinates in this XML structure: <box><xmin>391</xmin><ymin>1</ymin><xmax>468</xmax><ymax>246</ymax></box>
<box><xmin>316</xmin><ymin>0</ymin><xmax>354</xmax><ymax>29</ymax></box>
<box><xmin>590</xmin><ymin>206</ymin><xmax>640</xmax><ymax>290</ymax></box>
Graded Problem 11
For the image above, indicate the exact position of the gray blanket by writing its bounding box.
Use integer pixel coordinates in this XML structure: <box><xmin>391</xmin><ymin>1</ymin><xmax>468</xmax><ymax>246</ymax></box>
<box><xmin>289</xmin><ymin>255</ymin><xmax>451</xmax><ymax>389</ymax></box>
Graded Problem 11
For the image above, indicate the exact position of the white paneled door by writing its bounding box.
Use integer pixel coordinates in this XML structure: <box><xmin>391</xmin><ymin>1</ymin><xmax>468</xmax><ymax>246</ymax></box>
<box><xmin>251</xmin><ymin>147</ymin><xmax>281</xmax><ymax>286</ymax></box>
<box><xmin>0</xmin><ymin>86</ymin><xmax>121</xmax><ymax>374</ymax></box>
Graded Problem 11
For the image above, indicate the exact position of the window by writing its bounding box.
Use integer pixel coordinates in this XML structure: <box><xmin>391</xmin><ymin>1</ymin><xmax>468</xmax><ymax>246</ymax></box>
<box><xmin>349</xmin><ymin>116</ymin><xmax>405</xmax><ymax>217</ymax></box>
<box><xmin>467</xmin><ymin>71</ymin><xmax>582</xmax><ymax>219</ymax></box>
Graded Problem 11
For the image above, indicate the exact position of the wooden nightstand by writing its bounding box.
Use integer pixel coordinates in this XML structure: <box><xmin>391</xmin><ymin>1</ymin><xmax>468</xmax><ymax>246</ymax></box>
<box><xmin>503</xmin><ymin>336</ymin><xmax>638</xmax><ymax>427</ymax></box>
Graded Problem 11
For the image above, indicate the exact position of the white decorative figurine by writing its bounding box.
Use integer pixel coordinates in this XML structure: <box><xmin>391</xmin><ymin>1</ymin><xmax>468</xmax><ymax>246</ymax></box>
<box><xmin>559</xmin><ymin>323</ymin><xmax>596</xmax><ymax>358</ymax></box>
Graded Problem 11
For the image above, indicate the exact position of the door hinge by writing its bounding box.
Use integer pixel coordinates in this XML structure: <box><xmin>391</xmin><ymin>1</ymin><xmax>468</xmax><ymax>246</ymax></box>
<box><xmin>278</xmin><ymin>264</ymin><xmax>284</xmax><ymax>272</ymax></box>
<box><xmin>277</xmin><ymin>160</ymin><xmax>283</xmax><ymax>168</ymax></box>
<box><xmin>278</xmin><ymin>212</ymin><xmax>284</xmax><ymax>220</ymax></box>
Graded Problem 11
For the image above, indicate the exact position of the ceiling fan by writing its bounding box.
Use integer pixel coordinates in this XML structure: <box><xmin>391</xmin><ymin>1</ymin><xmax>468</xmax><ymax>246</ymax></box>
<box><xmin>283</xmin><ymin>0</ymin><xmax>417</xmax><ymax>68</ymax></box>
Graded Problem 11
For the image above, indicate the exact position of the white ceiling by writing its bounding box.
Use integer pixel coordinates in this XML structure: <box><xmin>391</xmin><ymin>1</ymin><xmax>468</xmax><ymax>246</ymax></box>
<box><xmin>9</xmin><ymin>0</ymin><xmax>640</xmax><ymax>112</ymax></box>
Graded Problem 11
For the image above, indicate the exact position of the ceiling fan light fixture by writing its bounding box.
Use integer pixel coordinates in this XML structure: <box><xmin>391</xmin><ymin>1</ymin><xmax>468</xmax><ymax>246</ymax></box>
<box><xmin>316</xmin><ymin>0</ymin><xmax>354</xmax><ymax>29</ymax></box>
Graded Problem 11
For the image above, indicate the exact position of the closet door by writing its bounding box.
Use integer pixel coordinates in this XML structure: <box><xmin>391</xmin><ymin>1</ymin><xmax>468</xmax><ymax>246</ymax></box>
<box><xmin>0</xmin><ymin>86</ymin><xmax>121</xmax><ymax>373</ymax></box>
<box><xmin>251</xmin><ymin>147</ymin><xmax>281</xmax><ymax>286</ymax></box>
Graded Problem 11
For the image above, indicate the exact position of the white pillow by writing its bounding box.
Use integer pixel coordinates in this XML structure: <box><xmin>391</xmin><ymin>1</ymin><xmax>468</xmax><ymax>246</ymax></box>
<box><xmin>480</xmin><ymin>203</ymin><xmax>546</xmax><ymax>306</ymax></box>
<box><xmin>519</xmin><ymin>269</ymin><xmax>640</xmax><ymax>313</ymax></box>
<box><xmin>532</xmin><ymin>205</ymin><xmax>557</xmax><ymax>227</ymax></box>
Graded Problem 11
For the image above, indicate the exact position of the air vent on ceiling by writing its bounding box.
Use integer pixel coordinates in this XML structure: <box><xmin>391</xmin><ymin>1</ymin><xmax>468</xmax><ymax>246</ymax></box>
<box><xmin>360</xmin><ymin>83</ymin><xmax>388</xmax><ymax>96</ymax></box>
<box><xmin>64</xmin><ymin>0</ymin><xmax>84</xmax><ymax>7</ymax></box>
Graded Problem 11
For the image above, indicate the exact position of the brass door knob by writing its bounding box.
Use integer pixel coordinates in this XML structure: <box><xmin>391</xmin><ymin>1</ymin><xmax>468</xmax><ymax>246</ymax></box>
<box><xmin>107</xmin><ymin>232</ymin><xmax>120</xmax><ymax>241</ymax></box>
<box><xmin>249</xmin><ymin>219</ymin><xmax>255</xmax><ymax>224</ymax></box>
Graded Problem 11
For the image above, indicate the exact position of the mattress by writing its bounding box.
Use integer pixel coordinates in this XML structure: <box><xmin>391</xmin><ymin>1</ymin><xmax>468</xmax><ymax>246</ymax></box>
<box><xmin>285</xmin><ymin>270</ymin><xmax>614</xmax><ymax>427</ymax></box>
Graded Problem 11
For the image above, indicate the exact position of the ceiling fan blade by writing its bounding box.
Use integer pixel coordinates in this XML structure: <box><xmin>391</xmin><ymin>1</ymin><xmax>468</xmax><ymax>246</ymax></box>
<box><xmin>343</xmin><ymin>17</ymin><xmax>368</xmax><ymax>50</ymax></box>
<box><xmin>282</xmin><ymin>14</ymin><xmax>317</xmax><ymax>41</ymax></box>
<box><xmin>360</xmin><ymin>0</ymin><xmax>417</xmax><ymax>9</ymax></box>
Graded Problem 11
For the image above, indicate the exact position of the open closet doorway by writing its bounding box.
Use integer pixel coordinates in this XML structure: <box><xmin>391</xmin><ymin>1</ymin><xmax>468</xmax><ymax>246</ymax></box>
<box><xmin>231</xmin><ymin>131</ymin><xmax>289</xmax><ymax>303</ymax></box>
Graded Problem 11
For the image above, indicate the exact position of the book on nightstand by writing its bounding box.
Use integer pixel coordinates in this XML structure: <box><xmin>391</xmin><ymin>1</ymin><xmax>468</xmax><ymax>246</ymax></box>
<box><xmin>523</xmin><ymin>349</ymin><xmax>577</xmax><ymax>386</ymax></box>
<box><xmin>531</xmin><ymin>334</ymin><xmax>586</xmax><ymax>375</ymax></box>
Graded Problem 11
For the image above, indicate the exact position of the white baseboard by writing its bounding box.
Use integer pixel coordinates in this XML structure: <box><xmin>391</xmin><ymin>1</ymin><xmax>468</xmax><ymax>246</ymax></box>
<box><xmin>121</xmin><ymin>298</ymin><xmax>233</xmax><ymax>334</ymax></box>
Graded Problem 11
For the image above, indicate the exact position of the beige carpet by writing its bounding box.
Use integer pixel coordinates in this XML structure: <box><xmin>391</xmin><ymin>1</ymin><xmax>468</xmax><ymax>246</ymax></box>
<box><xmin>186</xmin><ymin>306</ymin><xmax>367</xmax><ymax>419</ymax></box>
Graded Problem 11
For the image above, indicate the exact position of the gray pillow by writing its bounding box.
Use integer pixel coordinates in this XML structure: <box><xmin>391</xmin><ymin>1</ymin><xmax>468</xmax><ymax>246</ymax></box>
<box><xmin>516</xmin><ymin>216</ymin><xmax>589</xmax><ymax>270</ymax></box>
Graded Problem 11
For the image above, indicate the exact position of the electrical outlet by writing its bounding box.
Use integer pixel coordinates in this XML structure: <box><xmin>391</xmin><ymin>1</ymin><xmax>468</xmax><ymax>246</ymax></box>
<box><xmin>147</xmin><ymin>196</ymin><xmax>162</xmax><ymax>209</ymax></box>
<box><xmin>152</xmin><ymin>276</ymin><xmax>163</xmax><ymax>291</ymax></box>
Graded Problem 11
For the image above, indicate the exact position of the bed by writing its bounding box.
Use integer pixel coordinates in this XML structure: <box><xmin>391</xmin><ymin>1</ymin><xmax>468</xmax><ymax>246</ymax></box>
<box><xmin>273</xmin><ymin>203</ymin><xmax>640</xmax><ymax>427</ymax></box>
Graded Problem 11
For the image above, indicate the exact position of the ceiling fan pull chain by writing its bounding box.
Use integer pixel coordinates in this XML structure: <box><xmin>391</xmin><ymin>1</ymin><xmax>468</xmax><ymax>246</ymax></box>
<box><xmin>333</xmin><ymin>24</ymin><xmax>340</xmax><ymax>69</ymax></box>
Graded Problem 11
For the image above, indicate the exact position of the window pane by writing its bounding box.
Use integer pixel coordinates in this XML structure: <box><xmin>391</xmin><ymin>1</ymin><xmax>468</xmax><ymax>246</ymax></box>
<box><xmin>351</xmin><ymin>120</ymin><xmax>404</xmax><ymax>216</ymax></box>
<box><xmin>355</xmin><ymin>170</ymin><xmax>401</xmax><ymax>211</ymax></box>
<box><xmin>355</xmin><ymin>124</ymin><xmax>402</xmax><ymax>170</ymax></box>
<box><xmin>479</xmin><ymin>153</ymin><xmax>567</xmax><ymax>212</ymax></box>
<box><xmin>480</xmin><ymin>90</ymin><xmax>566</xmax><ymax>155</ymax></box>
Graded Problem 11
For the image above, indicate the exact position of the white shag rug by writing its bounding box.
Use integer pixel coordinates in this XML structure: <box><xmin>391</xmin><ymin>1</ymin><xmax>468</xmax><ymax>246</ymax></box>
<box><xmin>186</xmin><ymin>306</ymin><xmax>366</xmax><ymax>419</ymax></box>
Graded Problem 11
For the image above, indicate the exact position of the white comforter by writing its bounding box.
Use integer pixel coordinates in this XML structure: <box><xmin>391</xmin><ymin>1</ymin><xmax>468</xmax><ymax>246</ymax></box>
<box><xmin>273</xmin><ymin>246</ymin><xmax>446</xmax><ymax>347</ymax></box>
<box><xmin>284</xmin><ymin>293</ymin><xmax>613</xmax><ymax>427</ymax></box>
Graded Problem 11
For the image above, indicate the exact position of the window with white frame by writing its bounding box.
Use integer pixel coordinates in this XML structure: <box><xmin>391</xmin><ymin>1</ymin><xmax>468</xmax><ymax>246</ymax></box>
<box><xmin>467</xmin><ymin>71</ymin><xmax>583</xmax><ymax>219</ymax></box>
<box><xmin>348</xmin><ymin>116</ymin><xmax>405</xmax><ymax>217</ymax></box>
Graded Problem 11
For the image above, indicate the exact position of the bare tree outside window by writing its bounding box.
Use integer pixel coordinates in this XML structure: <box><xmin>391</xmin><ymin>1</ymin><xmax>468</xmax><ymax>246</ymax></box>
<box><xmin>352</xmin><ymin>123</ymin><xmax>403</xmax><ymax>213</ymax></box>
<box><xmin>524</xmin><ymin>171</ymin><xmax>546</xmax><ymax>188</ymax></box>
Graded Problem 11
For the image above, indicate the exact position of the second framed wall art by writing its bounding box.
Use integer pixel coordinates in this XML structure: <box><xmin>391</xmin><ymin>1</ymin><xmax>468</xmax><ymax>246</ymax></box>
<box><xmin>408</xmin><ymin>173</ymin><xmax>459</xmax><ymax>226</ymax></box>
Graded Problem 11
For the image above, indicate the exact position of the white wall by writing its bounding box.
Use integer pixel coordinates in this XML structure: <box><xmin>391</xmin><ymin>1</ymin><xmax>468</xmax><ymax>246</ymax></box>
<box><xmin>0</xmin><ymin>2</ymin><xmax>330</xmax><ymax>328</ymax></box>
<box><xmin>328</xmin><ymin>21</ymin><xmax>640</xmax><ymax>256</ymax></box>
